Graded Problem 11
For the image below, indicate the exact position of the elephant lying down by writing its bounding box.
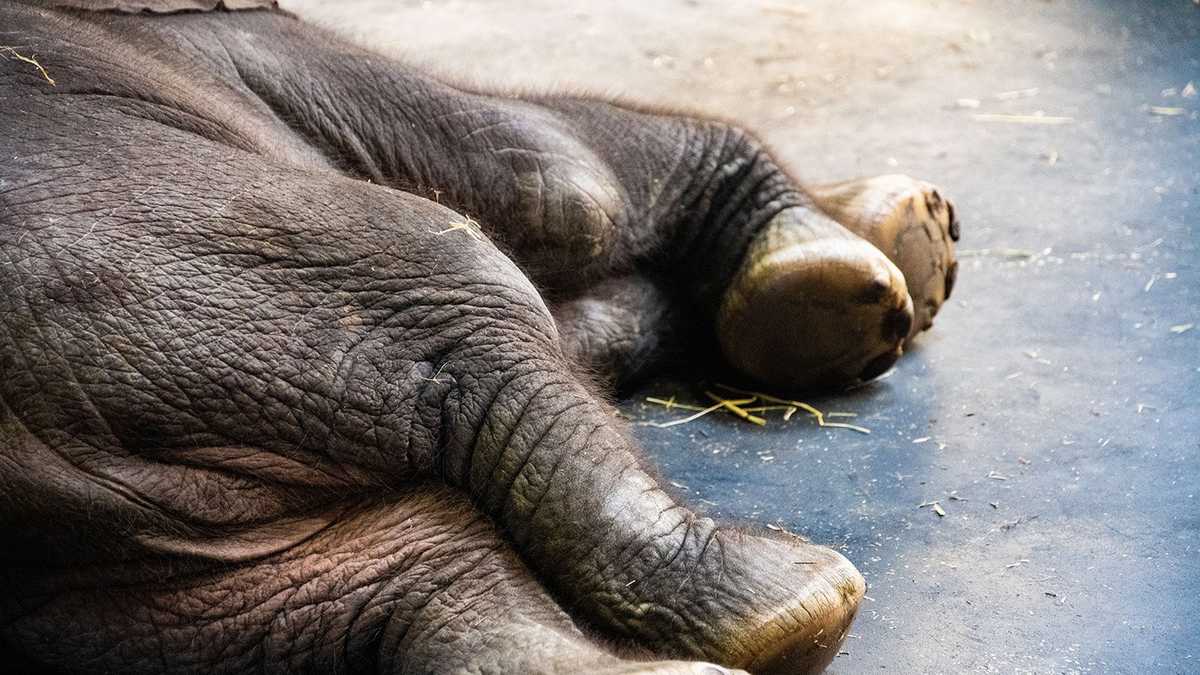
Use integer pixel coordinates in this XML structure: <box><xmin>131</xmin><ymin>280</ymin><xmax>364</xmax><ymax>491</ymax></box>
<box><xmin>0</xmin><ymin>1</ymin><xmax>960</xmax><ymax>672</ymax></box>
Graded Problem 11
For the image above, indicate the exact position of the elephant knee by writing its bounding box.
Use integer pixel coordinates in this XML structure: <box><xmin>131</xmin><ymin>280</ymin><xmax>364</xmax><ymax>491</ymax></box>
<box><xmin>507</xmin><ymin>160</ymin><xmax>626</xmax><ymax>286</ymax></box>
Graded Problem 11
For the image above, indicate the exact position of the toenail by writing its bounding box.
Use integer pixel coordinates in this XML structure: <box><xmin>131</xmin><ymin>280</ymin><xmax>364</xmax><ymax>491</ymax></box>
<box><xmin>945</xmin><ymin>260</ymin><xmax>958</xmax><ymax>300</ymax></box>
<box><xmin>883</xmin><ymin>307</ymin><xmax>913</xmax><ymax>342</ymax></box>
<box><xmin>859</xmin><ymin>349</ymin><xmax>900</xmax><ymax>381</ymax></box>
<box><xmin>928</xmin><ymin>189</ymin><xmax>942</xmax><ymax>213</ymax></box>
<box><xmin>947</xmin><ymin>203</ymin><xmax>960</xmax><ymax>241</ymax></box>
<box><xmin>861</xmin><ymin>277</ymin><xmax>891</xmax><ymax>304</ymax></box>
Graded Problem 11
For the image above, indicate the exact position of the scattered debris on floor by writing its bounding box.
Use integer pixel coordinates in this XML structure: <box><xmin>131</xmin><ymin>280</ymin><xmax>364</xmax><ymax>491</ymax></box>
<box><xmin>719</xmin><ymin>384</ymin><xmax>873</xmax><ymax>433</ymax></box>
<box><xmin>957</xmin><ymin>247</ymin><xmax>1037</xmax><ymax>260</ymax></box>
<box><xmin>973</xmin><ymin>113</ymin><xmax>1074</xmax><ymax>125</ymax></box>
<box><xmin>705</xmin><ymin>390</ymin><xmax>766</xmax><ymax>426</ymax></box>
<box><xmin>641</xmin><ymin>398</ymin><xmax>747</xmax><ymax>429</ymax></box>
<box><xmin>995</xmin><ymin>87</ymin><xmax>1039</xmax><ymax>100</ymax></box>
<box><xmin>1023</xmin><ymin>350</ymin><xmax>1053</xmax><ymax>365</ymax></box>
<box><xmin>761</xmin><ymin>3</ymin><xmax>809</xmax><ymax>18</ymax></box>
<box><xmin>641</xmin><ymin>385</ymin><xmax>872</xmax><ymax>433</ymax></box>
<box><xmin>919</xmin><ymin>500</ymin><xmax>947</xmax><ymax>517</ymax></box>
<box><xmin>1001</xmin><ymin>515</ymin><xmax>1040</xmax><ymax>531</ymax></box>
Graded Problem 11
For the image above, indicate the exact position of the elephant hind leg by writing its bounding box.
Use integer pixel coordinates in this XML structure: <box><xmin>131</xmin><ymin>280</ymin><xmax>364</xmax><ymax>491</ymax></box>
<box><xmin>2</xmin><ymin>486</ymin><xmax>738</xmax><ymax>674</ymax></box>
<box><xmin>810</xmin><ymin>174</ymin><xmax>960</xmax><ymax>342</ymax></box>
<box><xmin>552</xmin><ymin>274</ymin><xmax>693</xmax><ymax>391</ymax></box>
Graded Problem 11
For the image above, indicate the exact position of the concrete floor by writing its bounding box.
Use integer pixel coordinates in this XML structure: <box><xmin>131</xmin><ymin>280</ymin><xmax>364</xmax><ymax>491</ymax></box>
<box><xmin>290</xmin><ymin>1</ymin><xmax>1199</xmax><ymax>672</ymax></box>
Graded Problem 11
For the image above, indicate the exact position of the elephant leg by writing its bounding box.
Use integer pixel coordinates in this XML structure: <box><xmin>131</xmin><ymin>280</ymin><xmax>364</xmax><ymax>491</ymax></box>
<box><xmin>132</xmin><ymin>9</ymin><xmax>918</xmax><ymax>390</ymax></box>
<box><xmin>2</xmin><ymin>483</ymin><xmax>737</xmax><ymax>674</ymax></box>
<box><xmin>810</xmin><ymin>175</ymin><xmax>960</xmax><ymax>342</ymax></box>
<box><xmin>551</xmin><ymin>275</ymin><xmax>689</xmax><ymax>388</ymax></box>
<box><xmin>3</xmin><ymin>94</ymin><xmax>863</xmax><ymax>673</ymax></box>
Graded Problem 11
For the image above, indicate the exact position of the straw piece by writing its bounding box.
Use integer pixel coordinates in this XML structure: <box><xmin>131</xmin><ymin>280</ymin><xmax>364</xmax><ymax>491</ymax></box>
<box><xmin>705</xmin><ymin>391</ymin><xmax>767</xmax><ymax>426</ymax></box>
<box><xmin>0</xmin><ymin>46</ymin><xmax>55</xmax><ymax>86</ymax></box>
<box><xmin>973</xmin><ymin>113</ymin><xmax>1074</xmax><ymax>125</ymax></box>
<box><xmin>642</xmin><ymin>396</ymin><xmax>755</xmax><ymax>428</ymax></box>
<box><xmin>643</xmin><ymin>401</ymin><xmax>726</xmax><ymax>429</ymax></box>
<box><xmin>715</xmin><ymin>384</ymin><xmax>871</xmax><ymax>434</ymax></box>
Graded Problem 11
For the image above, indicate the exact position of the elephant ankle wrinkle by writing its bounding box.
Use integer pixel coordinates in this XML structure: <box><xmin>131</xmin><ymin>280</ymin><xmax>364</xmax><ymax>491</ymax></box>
<box><xmin>656</xmin><ymin>127</ymin><xmax>813</xmax><ymax>317</ymax></box>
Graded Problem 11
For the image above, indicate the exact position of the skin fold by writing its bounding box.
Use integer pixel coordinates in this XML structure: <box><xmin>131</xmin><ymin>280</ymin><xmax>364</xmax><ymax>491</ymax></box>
<box><xmin>0</xmin><ymin>1</ymin><xmax>957</xmax><ymax>673</ymax></box>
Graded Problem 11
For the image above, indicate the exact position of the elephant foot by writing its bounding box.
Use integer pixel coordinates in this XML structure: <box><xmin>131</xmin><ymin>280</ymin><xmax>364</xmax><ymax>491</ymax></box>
<box><xmin>719</xmin><ymin>535</ymin><xmax>865</xmax><ymax>675</ymax></box>
<box><xmin>809</xmin><ymin>174</ymin><xmax>960</xmax><ymax>342</ymax></box>
<box><xmin>625</xmin><ymin>525</ymin><xmax>866</xmax><ymax>674</ymax></box>
<box><xmin>717</xmin><ymin>207</ymin><xmax>913</xmax><ymax>391</ymax></box>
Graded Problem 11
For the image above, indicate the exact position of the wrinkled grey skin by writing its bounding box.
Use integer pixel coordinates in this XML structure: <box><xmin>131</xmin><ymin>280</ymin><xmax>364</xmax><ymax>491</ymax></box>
<box><xmin>0</xmin><ymin>2</ymin><xmax>870</xmax><ymax>673</ymax></box>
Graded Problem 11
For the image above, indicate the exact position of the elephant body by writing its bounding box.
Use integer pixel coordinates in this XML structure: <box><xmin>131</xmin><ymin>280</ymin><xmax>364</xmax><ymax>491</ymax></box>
<box><xmin>1</xmin><ymin>2</ymin><xmax>960</xmax><ymax>672</ymax></box>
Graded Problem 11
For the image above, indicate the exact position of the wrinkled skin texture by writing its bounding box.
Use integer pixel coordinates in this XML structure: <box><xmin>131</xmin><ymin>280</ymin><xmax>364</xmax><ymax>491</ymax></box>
<box><xmin>0</xmin><ymin>2</ymin><xmax>959</xmax><ymax>673</ymax></box>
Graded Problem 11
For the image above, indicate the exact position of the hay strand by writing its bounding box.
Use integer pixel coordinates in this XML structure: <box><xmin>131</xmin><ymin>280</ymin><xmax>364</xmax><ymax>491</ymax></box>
<box><xmin>0</xmin><ymin>46</ymin><xmax>55</xmax><ymax>86</ymax></box>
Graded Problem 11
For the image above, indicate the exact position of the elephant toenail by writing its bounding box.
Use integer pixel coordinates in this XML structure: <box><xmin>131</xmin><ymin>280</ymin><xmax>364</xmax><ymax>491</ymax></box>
<box><xmin>947</xmin><ymin>202</ymin><xmax>960</xmax><ymax>241</ymax></box>
<box><xmin>695</xmin><ymin>666</ymin><xmax>731</xmax><ymax>675</ymax></box>
<box><xmin>927</xmin><ymin>189</ymin><xmax>942</xmax><ymax>214</ymax></box>
<box><xmin>859</xmin><ymin>349</ymin><xmax>900</xmax><ymax>382</ymax></box>
<box><xmin>861</xmin><ymin>277</ymin><xmax>890</xmax><ymax>303</ymax></box>
<box><xmin>883</xmin><ymin>306</ymin><xmax>912</xmax><ymax>342</ymax></box>
<box><xmin>945</xmin><ymin>260</ymin><xmax>958</xmax><ymax>300</ymax></box>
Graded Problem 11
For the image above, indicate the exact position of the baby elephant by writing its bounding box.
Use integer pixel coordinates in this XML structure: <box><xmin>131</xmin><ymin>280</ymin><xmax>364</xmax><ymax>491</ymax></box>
<box><xmin>0</xmin><ymin>1</ymin><xmax>959</xmax><ymax>673</ymax></box>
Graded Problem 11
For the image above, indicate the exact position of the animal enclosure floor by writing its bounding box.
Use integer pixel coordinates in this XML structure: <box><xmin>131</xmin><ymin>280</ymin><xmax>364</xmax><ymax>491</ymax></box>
<box><xmin>291</xmin><ymin>1</ymin><xmax>1199</xmax><ymax>671</ymax></box>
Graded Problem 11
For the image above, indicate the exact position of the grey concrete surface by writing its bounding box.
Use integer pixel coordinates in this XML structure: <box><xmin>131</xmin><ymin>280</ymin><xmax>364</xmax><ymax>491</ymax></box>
<box><xmin>288</xmin><ymin>1</ymin><xmax>1199</xmax><ymax>672</ymax></box>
